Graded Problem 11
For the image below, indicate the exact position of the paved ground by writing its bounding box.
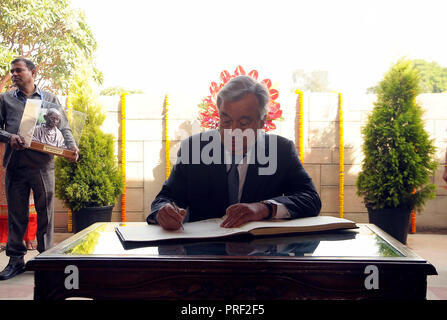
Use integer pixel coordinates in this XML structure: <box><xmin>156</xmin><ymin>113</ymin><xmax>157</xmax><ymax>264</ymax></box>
<box><xmin>406</xmin><ymin>233</ymin><xmax>447</xmax><ymax>300</ymax></box>
<box><xmin>0</xmin><ymin>232</ymin><xmax>446</xmax><ymax>300</ymax></box>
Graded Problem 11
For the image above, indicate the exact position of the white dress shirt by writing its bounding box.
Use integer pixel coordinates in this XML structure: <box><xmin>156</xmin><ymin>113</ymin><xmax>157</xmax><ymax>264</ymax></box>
<box><xmin>224</xmin><ymin>148</ymin><xmax>290</xmax><ymax>219</ymax></box>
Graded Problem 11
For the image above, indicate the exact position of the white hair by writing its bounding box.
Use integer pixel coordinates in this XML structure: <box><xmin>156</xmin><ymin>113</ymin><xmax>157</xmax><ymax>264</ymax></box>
<box><xmin>216</xmin><ymin>75</ymin><xmax>270</xmax><ymax>119</ymax></box>
<box><xmin>46</xmin><ymin>107</ymin><xmax>61</xmax><ymax>117</ymax></box>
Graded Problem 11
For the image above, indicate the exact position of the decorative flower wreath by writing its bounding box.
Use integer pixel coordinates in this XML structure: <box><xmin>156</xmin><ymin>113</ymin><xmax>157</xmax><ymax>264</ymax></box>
<box><xmin>198</xmin><ymin>66</ymin><xmax>283</xmax><ymax>131</ymax></box>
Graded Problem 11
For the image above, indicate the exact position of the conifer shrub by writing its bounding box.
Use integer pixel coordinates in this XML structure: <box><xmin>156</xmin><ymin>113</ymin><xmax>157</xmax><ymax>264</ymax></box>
<box><xmin>55</xmin><ymin>125</ymin><xmax>123</xmax><ymax>212</ymax></box>
<box><xmin>356</xmin><ymin>59</ymin><xmax>438</xmax><ymax>212</ymax></box>
<box><xmin>55</xmin><ymin>64</ymin><xmax>123</xmax><ymax>212</ymax></box>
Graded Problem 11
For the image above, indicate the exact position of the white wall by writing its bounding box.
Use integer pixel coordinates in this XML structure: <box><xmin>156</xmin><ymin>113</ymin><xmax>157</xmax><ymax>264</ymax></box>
<box><xmin>54</xmin><ymin>92</ymin><xmax>447</xmax><ymax>232</ymax></box>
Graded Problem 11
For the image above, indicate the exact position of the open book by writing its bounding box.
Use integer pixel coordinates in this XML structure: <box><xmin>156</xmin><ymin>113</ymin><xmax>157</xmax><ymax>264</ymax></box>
<box><xmin>115</xmin><ymin>216</ymin><xmax>357</xmax><ymax>246</ymax></box>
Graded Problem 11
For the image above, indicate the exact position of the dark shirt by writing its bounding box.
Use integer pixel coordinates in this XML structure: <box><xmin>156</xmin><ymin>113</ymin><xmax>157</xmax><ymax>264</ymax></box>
<box><xmin>14</xmin><ymin>86</ymin><xmax>42</xmax><ymax>104</ymax></box>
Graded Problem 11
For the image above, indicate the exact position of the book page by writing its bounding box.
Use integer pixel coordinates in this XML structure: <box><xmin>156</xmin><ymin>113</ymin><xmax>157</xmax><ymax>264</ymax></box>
<box><xmin>116</xmin><ymin>216</ymin><xmax>356</xmax><ymax>243</ymax></box>
<box><xmin>117</xmin><ymin>218</ymin><xmax>242</xmax><ymax>242</ymax></box>
<box><xmin>239</xmin><ymin>216</ymin><xmax>356</xmax><ymax>235</ymax></box>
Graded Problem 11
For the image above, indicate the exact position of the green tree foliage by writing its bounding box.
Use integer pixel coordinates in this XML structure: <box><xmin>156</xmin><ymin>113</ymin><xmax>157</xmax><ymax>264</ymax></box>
<box><xmin>367</xmin><ymin>59</ymin><xmax>447</xmax><ymax>93</ymax></box>
<box><xmin>100</xmin><ymin>86</ymin><xmax>144</xmax><ymax>96</ymax></box>
<box><xmin>356</xmin><ymin>59</ymin><xmax>438</xmax><ymax>212</ymax></box>
<box><xmin>412</xmin><ymin>59</ymin><xmax>447</xmax><ymax>93</ymax></box>
<box><xmin>0</xmin><ymin>0</ymin><xmax>101</xmax><ymax>93</ymax></box>
<box><xmin>55</xmin><ymin>61</ymin><xmax>123</xmax><ymax>212</ymax></box>
<box><xmin>0</xmin><ymin>45</ymin><xmax>16</xmax><ymax>86</ymax></box>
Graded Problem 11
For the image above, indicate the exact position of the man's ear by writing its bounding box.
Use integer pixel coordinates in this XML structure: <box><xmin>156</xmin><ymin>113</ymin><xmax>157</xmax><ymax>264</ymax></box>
<box><xmin>31</xmin><ymin>68</ymin><xmax>37</xmax><ymax>79</ymax></box>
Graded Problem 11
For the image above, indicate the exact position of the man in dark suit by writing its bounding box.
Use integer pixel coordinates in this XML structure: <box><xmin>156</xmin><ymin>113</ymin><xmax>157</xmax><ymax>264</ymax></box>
<box><xmin>0</xmin><ymin>58</ymin><xmax>78</xmax><ymax>280</ymax></box>
<box><xmin>148</xmin><ymin>75</ymin><xmax>321</xmax><ymax>231</ymax></box>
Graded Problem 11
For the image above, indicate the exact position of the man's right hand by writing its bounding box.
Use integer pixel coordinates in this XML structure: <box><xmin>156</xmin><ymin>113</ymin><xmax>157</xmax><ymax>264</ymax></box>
<box><xmin>157</xmin><ymin>203</ymin><xmax>187</xmax><ymax>231</ymax></box>
<box><xmin>9</xmin><ymin>134</ymin><xmax>25</xmax><ymax>150</ymax></box>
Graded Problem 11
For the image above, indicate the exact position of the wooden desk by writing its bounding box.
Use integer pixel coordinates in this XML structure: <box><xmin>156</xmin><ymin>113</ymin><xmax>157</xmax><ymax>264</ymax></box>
<box><xmin>26</xmin><ymin>223</ymin><xmax>437</xmax><ymax>300</ymax></box>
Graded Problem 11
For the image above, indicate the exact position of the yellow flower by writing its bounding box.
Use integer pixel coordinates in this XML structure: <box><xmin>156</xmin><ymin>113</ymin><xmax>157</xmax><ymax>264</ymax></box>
<box><xmin>120</xmin><ymin>93</ymin><xmax>128</xmax><ymax>222</ymax></box>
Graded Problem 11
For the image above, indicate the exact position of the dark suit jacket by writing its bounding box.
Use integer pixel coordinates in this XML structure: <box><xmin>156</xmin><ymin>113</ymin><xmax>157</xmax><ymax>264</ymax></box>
<box><xmin>148</xmin><ymin>130</ymin><xmax>321</xmax><ymax>223</ymax></box>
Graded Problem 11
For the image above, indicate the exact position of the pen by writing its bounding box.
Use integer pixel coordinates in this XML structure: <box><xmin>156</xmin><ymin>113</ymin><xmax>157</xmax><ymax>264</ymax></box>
<box><xmin>171</xmin><ymin>201</ymin><xmax>184</xmax><ymax>231</ymax></box>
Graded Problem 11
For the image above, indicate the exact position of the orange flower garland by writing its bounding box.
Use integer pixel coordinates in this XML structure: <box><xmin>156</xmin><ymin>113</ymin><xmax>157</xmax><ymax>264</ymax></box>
<box><xmin>411</xmin><ymin>94</ymin><xmax>417</xmax><ymax>233</ymax></box>
<box><xmin>411</xmin><ymin>188</ymin><xmax>417</xmax><ymax>233</ymax></box>
<box><xmin>411</xmin><ymin>211</ymin><xmax>416</xmax><ymax>233</ymax></box>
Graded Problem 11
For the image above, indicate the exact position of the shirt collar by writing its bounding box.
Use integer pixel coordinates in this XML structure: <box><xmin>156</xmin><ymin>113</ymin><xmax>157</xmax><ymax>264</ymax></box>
<box><xmin>15</xmin><ymin>85</ymin><xmax>41</xmax><ymax>98</ymax></box>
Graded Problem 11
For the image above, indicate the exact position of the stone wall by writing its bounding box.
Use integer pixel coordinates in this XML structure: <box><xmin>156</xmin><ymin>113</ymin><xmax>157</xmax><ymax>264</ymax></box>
<box><xmin>54</xmin><ymin>92</ymin><xmax>447</xmax><ymax>232</ymax></box>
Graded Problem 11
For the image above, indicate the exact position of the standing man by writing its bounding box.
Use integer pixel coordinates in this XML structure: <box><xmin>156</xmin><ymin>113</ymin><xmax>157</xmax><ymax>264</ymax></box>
<box><xmin>148</xmin><ymin>75</ymin><xmax>321</xmax><ymax>231</ymax></box>
<box><xmin>0</xmin><ymin>58</ymin><xmax>78</xmax><ymax>280</ymax></box>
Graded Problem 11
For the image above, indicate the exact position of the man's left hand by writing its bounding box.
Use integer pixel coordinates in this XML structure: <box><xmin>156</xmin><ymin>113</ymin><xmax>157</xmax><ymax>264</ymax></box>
<box><xmin>68</xmin><ymin>146</ymin><xmax>79</xmax><ymax>162</ymax></box>
<box><xmin>221</xmin><ymin>202</ymin><xmax>269</xmax><ymax>228</ymax></box>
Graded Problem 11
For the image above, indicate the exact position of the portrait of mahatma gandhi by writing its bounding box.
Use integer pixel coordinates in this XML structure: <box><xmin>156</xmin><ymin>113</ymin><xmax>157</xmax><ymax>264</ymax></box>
<box><xmin>32</xmin><ymin>108</ymin><xmax>66</xmax><ymax>148</ymax></box>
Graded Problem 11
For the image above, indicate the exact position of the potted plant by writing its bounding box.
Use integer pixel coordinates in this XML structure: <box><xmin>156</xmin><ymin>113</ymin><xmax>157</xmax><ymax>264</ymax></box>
<box><xmin>356</xmin><ymin>59</ymin><xmax>438</xmax><ymax>244</ymax></box>
<box><xmin>55</xmin><ymin>64</ymin><xmax>123</xmax><ymax>233</ymax></box>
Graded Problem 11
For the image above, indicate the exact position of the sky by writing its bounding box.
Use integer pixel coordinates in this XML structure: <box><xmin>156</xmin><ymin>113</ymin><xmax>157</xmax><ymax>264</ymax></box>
<box><xmin>71</xmin><ymin>0</ymin><xmax>447</xmax><ymax>98</ymax></box>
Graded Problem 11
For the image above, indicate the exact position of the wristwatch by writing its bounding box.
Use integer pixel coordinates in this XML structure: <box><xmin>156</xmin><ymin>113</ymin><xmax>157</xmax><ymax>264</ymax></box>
<box><xmin>261</xmin><ymin>200</ymin><xmax>277</xmax><ymax>220</ymax></box>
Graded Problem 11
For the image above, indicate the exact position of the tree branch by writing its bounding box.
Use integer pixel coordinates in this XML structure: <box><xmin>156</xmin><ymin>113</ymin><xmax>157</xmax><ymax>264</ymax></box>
<box><xmin>0</xmin><ymin>73</ymin><xmax>12</xmax><ymax>93</ymax></box>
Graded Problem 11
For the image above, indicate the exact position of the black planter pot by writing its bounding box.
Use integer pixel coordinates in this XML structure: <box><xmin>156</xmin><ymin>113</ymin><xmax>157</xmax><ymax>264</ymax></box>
<box><xmin>72</xmin><ymin>205</ymin><xmax>114</xmax><ymax>233</ymax></box>
<box><xmin>367</xmin><ymin>205</ymin><xmax>411</xmax><ymax>244</ymax></box>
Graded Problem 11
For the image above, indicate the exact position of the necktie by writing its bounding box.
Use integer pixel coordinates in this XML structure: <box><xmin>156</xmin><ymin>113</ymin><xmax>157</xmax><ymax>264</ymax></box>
<box><xmin>227</xmin><ymin>164</ymin><xmax>239</xmax><ymax>205</ymax></box>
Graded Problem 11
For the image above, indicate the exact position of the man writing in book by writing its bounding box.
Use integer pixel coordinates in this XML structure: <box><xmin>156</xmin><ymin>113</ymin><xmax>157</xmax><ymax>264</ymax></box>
<box><xmin>148</xmin><ymin>75</ymin><xmax>321</xmax><ymax>231</ymax></box>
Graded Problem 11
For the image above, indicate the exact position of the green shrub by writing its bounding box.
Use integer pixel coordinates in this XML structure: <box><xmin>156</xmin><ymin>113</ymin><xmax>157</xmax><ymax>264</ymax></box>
<box><xmin>55</xmin><ymin>61</ymin><xmax>123</xmax><ymax>212</ymax></box>
<box><xmin>55</xmin><ymin>126</ymin><xmax>123</xmax><ymax>212</ymax></box>
<box><xmin>356</xmin><ymin>59</ymin><xmax>438</xmax><ymax>212</ymax></box>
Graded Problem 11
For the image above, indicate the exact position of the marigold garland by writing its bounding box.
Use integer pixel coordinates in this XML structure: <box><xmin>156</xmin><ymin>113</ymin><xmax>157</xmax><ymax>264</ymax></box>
<box><xmin>294</xmin><ymin>89</ymin><xmax>304</xmax><ymax>162</ymax></box>
<box><xmin>338</xmin><ymin>93</ymin><xmax>344</xmax><ymax>219</ymax></box>
<box><xmin>66</xmin><ymin>94</ymin><xmax>73</xmax><ymax>232</ymax></box>
<box><xmin>164</xmin><ymin>94</ymin><xmax>171</xmax><ymax>179</ymax></box>
<box><xmin>120</xmin><ymin>93</ymin><xmax>128</xmax><ymax>222</ymax></box>
<box><xmin>411</xmin><ymin>188</ymin><xmax>417</xmax><ymax>233</ymax></box>
<box><xmin>411</xmin><ymin>211</ymin><xmax>416</xmax><ymax>233</ymax></box>
<box><xmin>411</xmin><ymin>88</ymin><xmax>417</xmax><ymax>233</ymax></box>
